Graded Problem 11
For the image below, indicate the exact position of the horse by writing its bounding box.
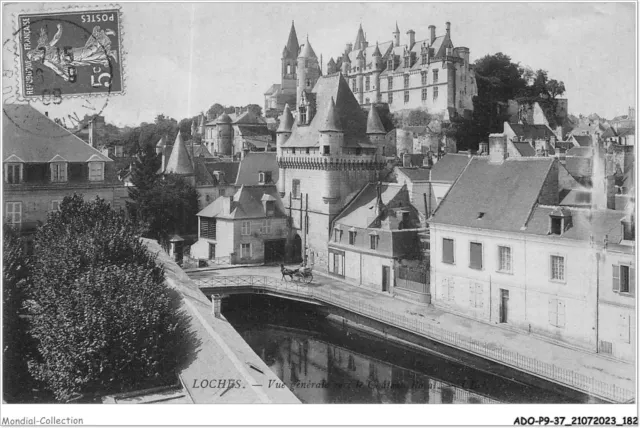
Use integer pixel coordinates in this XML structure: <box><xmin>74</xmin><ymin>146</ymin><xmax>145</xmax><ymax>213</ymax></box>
<box><xmin>280</xmin><ymin>264</ymin><xmax>299</xmax><ymax>281</ymax></box>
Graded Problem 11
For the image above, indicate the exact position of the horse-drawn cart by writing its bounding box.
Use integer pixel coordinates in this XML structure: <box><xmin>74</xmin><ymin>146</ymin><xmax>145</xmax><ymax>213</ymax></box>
<box><xmin>280</xmin><ymin>264</ymin><xmax>313</xmax><ymax>284</ymax></box>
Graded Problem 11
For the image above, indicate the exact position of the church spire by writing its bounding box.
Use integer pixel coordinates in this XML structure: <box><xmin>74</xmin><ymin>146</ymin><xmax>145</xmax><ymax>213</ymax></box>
<box><xmin>354</xmin><ymin>23</ymin><xmax>366</xmax><ymax>50</ymax></box>
<box><xmin>285</xmin><ymin>20</ymin><xmax>299</xmax><ymax>59</ymax></box>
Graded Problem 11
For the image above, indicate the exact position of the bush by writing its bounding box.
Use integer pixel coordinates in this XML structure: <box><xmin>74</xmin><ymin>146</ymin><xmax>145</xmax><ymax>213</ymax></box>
<box><xmin>26</xmin><ymin>195</ymin><xmax>183</xmax><ymax>401</ymax></box>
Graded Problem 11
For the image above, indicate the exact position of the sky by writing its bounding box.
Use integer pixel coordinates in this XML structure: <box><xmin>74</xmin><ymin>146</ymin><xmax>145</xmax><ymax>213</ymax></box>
<box><xmin>2</xmin><ymin>2</ymin><xmax>636</xmax><ymax>127</ymax></box>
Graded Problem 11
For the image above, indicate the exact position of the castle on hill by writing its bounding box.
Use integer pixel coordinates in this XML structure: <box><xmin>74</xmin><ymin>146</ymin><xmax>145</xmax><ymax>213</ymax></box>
<box><xmin>264</xmin><ymin>21</ymin><xmax>477</xmax><ymax>120</ymax></box>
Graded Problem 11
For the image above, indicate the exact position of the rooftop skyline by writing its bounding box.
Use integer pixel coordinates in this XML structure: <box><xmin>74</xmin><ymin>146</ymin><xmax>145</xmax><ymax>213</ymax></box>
<box><xmin>2</xmin><ymin>2</ymin><xmax>636</xmax><ymax>127</ymax></box>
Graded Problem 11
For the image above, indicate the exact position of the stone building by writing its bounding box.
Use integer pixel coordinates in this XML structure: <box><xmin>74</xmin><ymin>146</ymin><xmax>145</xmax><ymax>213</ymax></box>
<box><xmin>329</xmin><ymin>22</ymin><xmax>476</xmax><ymax>118</ymax></box>
<box><xmin>3</xmin><ymin>104</ymin><xmax>127</xmax><ymax>247</ymax></box>
<box><xmin>276</xmin><ymin>73</ymin><xmax>388</xmax><ymax>271</ymax></box>
<box><xmin>203</xmin><ymin>110</ymin><xmax>275</xmax><ymax>158</ymax></box>
<box><xmin>428</xmin><ymin>135</ymin><xmax>635</xmax><ymax>361</ymax></box>
<box><xmin>191</xmin><ymin>184</ymin><xmax>289</xmax><ymax>264</ymax></box>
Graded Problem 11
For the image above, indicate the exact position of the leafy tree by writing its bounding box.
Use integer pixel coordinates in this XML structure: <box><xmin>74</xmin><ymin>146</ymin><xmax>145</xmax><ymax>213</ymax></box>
<box><xmin>207</xmin><ymin>103</ymin><xmax>225</xmax><ymax>120</ymax></box>
<box><xmin>25</xmin><ymin>195</ymin><xmax>183</xmax><ymax>401</ymax></box>
<box><xmin>405</xmin><ymin>110</ymin><xmax>433</xmax><ymax>127</ymax></box>
<box><xmin>245</xmin><ymin>104</ymin><xmax>263</xmax><ymax>117</ymax></box>
<box><xmin>3</xmin><ymin>225</ymin><xmax>35</xmax><ymax>402</ymax></box>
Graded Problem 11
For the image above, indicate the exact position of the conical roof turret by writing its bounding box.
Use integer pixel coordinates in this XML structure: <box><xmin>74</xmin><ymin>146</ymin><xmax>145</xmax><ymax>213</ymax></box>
<box><xmin>327</xmin><ymin>57</ymin><xmax>336</xmax><ymax>66</ymax></box>
<box><xmin>354</xmin><ymin>24</ymin><xmax>366</xmax><ymax>50</ymax></box>
<box><xmin>372</xmin><ymin>42</ymin><xmax>382</xmax><ymax>57</ymax></box>
<box><xmin>321</xmin><ymin>97</ymin><xmax>342</xmax><ymax>132</ymax></box>
<box><xmin>164</xmin><ymin>131</ymin><xmax>194</xmax><ymax>175</ymax></box>
<box><xmin>215</xmin><ymin>112</ymin><xmax>232</xmax><ymax>124</ymax></box>
<box><xmin>284</xmin><ymin>21</ymin><xmax>299</xmax><ymax>59</ymax></box>
<box><xmin>299</xmin><ymin>35</ymin><xmax>317</xmax><ymax>59</ymax></box>
<box><xmin>367</xmin><ymin>106</ymin><xmax>386</xmax><ymax>134</ymax></box>
<box><xmin>394</xmin><ymin>21</ymin><xmax>400</xmax><ymax>33</ymax></box>
<box><xmin>277</xmin><ymin>104</ymin><xmax>294</xmax><ymax>133</ymax></box>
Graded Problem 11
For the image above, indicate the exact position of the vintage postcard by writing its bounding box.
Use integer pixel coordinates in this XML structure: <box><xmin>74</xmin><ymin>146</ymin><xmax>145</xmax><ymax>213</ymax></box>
<box><xmin>1</xmin><ymin>1</ymin><xmax>637</xmax><ymax>427</ymax></box>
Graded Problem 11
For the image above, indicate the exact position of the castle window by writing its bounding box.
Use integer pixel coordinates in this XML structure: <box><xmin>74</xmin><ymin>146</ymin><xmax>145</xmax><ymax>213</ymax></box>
<box><xmin>370</xmin><ymin>234</ymin><xmax>378</xmax><ymax>250</ymax></box>
<box><xmin>421</xmin><ymin>53</ymin><xmax>427</xmax><ymax>65</ymax></box>
<box><xmin>403</xmin><ymin>75</ymin><xmax>409</xmax><ymax>88</ymax></box>
<box><xmin>352</xmin><ymin>79</ymin><xmax>357</xmax><ymax>92</ymax></box>
<box><xmin>299</xmin><ymin>106</ymin><xmax>307</xmax><ymax>124</ymax></box>
<box><xmin>433</xmin><ymin>86</ymin><xmax>439</xmax><ymax>101</ymax></box>
<box><xmin>550</xmin><ymin>217</ymin><xmax>562</xmax><ymax>235</ymax></box>
<box><xmin>550</xmin><ymin>255</ymin><xmax>565</xmax><ymax>281</ymax></box>
<box><xmin>365</xmin><ymin>76</ymin><xmax>370</xmax><ymax>91</ymax></box>
<box><xmin>421</xmin><ymin>71</ymin><xmax>427</xmax><ymax>85</ymax></box>
<box><xmin>388</xmin><ymin>77</ymin><xmax>393</xmax><ymax>90</ymax></box>
<box><xmin>306</xmin><ymin>79</ymin><xmax>311</xmax><ymax>87</ymax></box>
<box><xmin>292</xmin><ymin>179</ymin><xmax>301</xmax><ymax>198</ymax></box>
<box><xmin>349</xmin><ymin>230</ymin><xmax>356</xmax><ymax>245</ymax></box>
<box><xmin>388</xmin><ymin>92</ymin><xmax>393</xmax><ymax>104</ymax></box>
<box><xmin>387</xmin><ymin>59</ymin><xmax>393</xmax><ymax>70</ymax></box>
<box><xmin>421</xmin><ymin>88</ymin><xmax>427</xmax><ymax>101</ymax></box>
<box><xmin>323</xmin><ymin>146</ymin><xmax>330</xmax><ymax>155</ymax></box>
<box><xmin>433</xmin><ymin>69</ymin><xmax>439</xmax><ymax>84</ymax></box>
<box><xmin>404</xmin><ymin>91</ymin><xmax>409</xmax><ymax>103</ymax></box>
<box><xmin>404</xmin><ymin>56</ymin><xmax>409</xmax><ymax>68</ymax></box>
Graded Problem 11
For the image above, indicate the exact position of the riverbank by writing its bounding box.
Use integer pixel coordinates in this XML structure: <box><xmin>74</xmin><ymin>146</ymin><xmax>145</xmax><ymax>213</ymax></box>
<box><xmin>144</xmin><ymin>240</ymin><xmax>300</xmax><ymax>404</ymax></box>
<box><xmin>190</xmin><ymin>265</ymin><xmax>635</xmax><ymax>403</ymax></box>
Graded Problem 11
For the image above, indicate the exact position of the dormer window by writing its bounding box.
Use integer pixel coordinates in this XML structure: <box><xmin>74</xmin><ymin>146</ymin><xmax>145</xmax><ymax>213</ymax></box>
<box><xmin>258</xmin><ymin>171</ymin><xmax>273</xmax><ymax>184</ymax></box>
<box><xmin>50</xmin><ymin>162</ymin><xmax>68</xmax><ymax>182</ymax></box>
<box><xmin>388</xmin><ymin>77</ymin><xmax>393</xmax><ymax>90</ymax></box>
<box><xmin>88</xmin><ymin>161</ymin><xmax>105</xmax><ymax>181</ymax></box>
<box><xmin>265</xmin><ymin>201</ymin><xmax>275</xmax><ymax>217</ymax></box>
<box><xmin>550</xmin><ymin>217</ymin><xmax>562</xmax><ymax>235</ymax></box>
<box><xmin>404</xmin><ymin>56</ymin><xmax>409</xmax><ymax>68</ymax></box>
<box><xmin>299</xmin><ymin>106</ymin><xmax>307</xmax><ymax>125</ymax></box>
<box><xmin>549</xmin><ymin>208</ymin><xmax>572</xmax><ymax>235</ymax></box>
<box><xmin>5</xmin><ymin>163</ymin><xmax>23</xmax><ymax>184</ymax></box>
<box><xmin>421</xmin><ymin>53</ymin><xmax>427</xmax><ymax>65</ymax></box>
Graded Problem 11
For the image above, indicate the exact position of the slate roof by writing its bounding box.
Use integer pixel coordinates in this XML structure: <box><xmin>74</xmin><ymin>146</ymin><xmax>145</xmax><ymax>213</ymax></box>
<box><xmin>512</xmin><ymin>142</ymin><xmax>536</xmax><ymax>157</ymax></box>
<box><xmin>509</xmin><ymin>123</ymin><xmax>556</xmax><ymax>140</ymax></box>
<box><xmin>617</xmin><ymin>127</ymin><xmax>635</xmax><ymax>138</ymax></box>
<box><xmin>233</xmin><ymin>110</ymin><xmax>267</xmax><ymax>125</ymax></box>
<box><xmin>396</xmin><ymin>167</ymin><xmax>430</xmax><ymax>182</ymax></box>
<box><xmin>235</xmin><ymin>152</ymin><xmax>279</xmax><ymax>185</ymax></box>
<box><xmin>565</xmin><ymin>156</ymin><xmax>593</xmax><ymax>179</ymax></box>
<box><xmin>430</xmin><ymin>157</ymin><xmax>555</xmax><ymax>233</ymax></box>
<box><xmin>299</xmin><ymin>37</ymin><xmax>317</xmax><ymax>59</ymax></box>
<box><xmin>3</xmin><ymin>104</ymin><xmax>112</xmax><ymax>163</ymax></box>
<box><xmin>165</xmin><ymin>132</ymin><xmax>194</xmax><ymax>175</ymax></box>
<box><xmin>203</xmin><ymin>161</ymin><xmax>240</xmax><ymax>185</ymax></box>
<box><xmin>573</xmin><ymin>135</ymin><xmax>592</xmax><ymax>147</ymax></box>
<box><xmin>281</xmin><ymin>74</ymin><xmax>374</xmax><ymax>149</ymax></box>
<box><xmin>284</xmin><ymin>22</ymin><xmax>300</xmax><ymax>59</ymax></box>
<box><xmin>567</xmin><ymin>147</ymin><xmax>592</xmax><ymax>157</ymax></box>
<box><xmin>429</xmin><ymin>153</ymin><xmax>471</xmax><ymax>182</ymax></box>
<box><xmin>525</xmin><ymin>206</ymin><xmax>627</xmax><ymax>243</ymax></box>
<box><xmin>333</xmin><ymin>183</ymin><xmax>417</xmax><ymax>229</ymax></box>
<box><xmin>277</xmin><ymin>104</ymin><xmax>294</xmax><ymax>132</ymax></box>
<box><xmin>197</xmin><ymin>185</ymin><xmax>286</xmax><ymax>220</ymax></box>
<box><xmin>193</xmin><ymin>144</ymin><xmax>214</xmax><ymax>158</ymax></box>
<box><xmin>264</xmin><ymin>84</ymin><xmax>281</xmax><ymax>96</ymax></box>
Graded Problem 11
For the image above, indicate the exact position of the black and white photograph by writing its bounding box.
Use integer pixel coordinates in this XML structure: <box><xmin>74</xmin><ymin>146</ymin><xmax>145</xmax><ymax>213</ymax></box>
<box><xmin>1</xmin><ymin>1</ymin><xmax>637</xmax><ymax>426</ymax></box>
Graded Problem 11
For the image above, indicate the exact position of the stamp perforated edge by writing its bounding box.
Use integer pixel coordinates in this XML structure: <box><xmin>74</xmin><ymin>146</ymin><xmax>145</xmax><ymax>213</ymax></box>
<box><xmin>10</xmin><ymin>3</ymin><xmax>126</xmax><ymax>102</ymax></box>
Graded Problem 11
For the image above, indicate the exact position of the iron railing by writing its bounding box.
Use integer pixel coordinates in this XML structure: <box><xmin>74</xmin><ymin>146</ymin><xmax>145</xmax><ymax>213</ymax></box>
<box><xmin>395</xmin><ymin>267</ymin><xmax>429</xmax><ymax>294</ymax></box>
<box><xmin>193</xmin><ymin>275</ymin><xmax>635</xmax><ymax>404</ymax></box>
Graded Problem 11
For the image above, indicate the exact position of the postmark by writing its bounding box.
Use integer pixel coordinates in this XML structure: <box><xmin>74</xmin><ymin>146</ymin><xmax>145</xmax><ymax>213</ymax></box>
<box><xmin>16</xmin><ymin>7</ymin><xmax>123</xmax><ymax>100</ymax></box>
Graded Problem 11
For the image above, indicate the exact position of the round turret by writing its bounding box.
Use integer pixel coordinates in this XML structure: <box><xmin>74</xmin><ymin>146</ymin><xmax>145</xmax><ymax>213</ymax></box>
<box><xmin>214</xmin><ymin>113</ymin><xmax>233</xmax><ymax>155</ymax></box>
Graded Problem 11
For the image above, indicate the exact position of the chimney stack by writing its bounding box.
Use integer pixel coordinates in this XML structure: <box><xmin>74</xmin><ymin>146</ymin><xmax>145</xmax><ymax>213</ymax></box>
<box><xmin>488</xmin><ymin>133</ymin><xmax>508</xmax><ymax>164</ymax></box>
<box><xmin>402</xmin><ymin>152</ymin><xmax>412</xmax><ymax>167</ymax></box>
<box><xmin>345</xmin><ymin>43</ymin><xmax>353</xmax><ymax>54</ymax></box>
<box><xmin>407</xmin><ymin>29</ymin><xmax>415</xmax><ymax>49</ymax></box>
<box><xmin>446</xmin><ymin>22</ymin><xmax>451</xmax><ymax>35</ymax></box>
<box><xmin>429</xmin><ymin>25</ymin><xmax>436</xmax><ymax>44</ymax></box>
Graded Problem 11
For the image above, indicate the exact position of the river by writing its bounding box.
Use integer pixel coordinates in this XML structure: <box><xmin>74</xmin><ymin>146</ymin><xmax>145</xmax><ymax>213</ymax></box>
<box><xmin>223</xmin><ymin>294</ymin><xmax>589</xmax><ymax>404</ymax></box>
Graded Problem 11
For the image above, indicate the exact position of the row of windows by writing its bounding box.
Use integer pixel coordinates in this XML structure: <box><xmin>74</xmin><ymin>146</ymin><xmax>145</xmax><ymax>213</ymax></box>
<box><xmin>441</xmin><ymin>238</ymin><xmax>635</xmax><ymax>294</ymax></box>
<box><xmin>4</xmin><ymin>162</ymin><xmax>105</xmax><ymax>184</ymax></box>
<box><xmin>391</xmin><ymin>87</ymin><xmax>438</xmax><ymax>104</ymax></box>
<box><xmin>333</xmin><ymin>228</ymin><xmax>379</xmax><ymax>250</ymax></box>
<box><xmin>5</xmin><ymin>201</ymin><xmax>62</xmax><ymax>223</ymax></box>
<box><xmin>240</xmin><ymin>219</ymin><xmax>273</xmax><ymax>236</ymax></box>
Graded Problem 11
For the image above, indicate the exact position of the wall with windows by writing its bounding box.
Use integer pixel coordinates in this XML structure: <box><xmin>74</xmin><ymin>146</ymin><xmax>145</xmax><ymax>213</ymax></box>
<box><xmin>191</xmin><ymin>217</ymin><xmax>234</xmax><ymax>260</ymax></box>
<box><xmin>429</xmin><ymin>224</ymin><xmax>601</xmax><ymax>352</ymax></box>
<box><xmin>597</xmin><ymin>247</ymin><xmax>635</xmax><ymax>362</ymax></box>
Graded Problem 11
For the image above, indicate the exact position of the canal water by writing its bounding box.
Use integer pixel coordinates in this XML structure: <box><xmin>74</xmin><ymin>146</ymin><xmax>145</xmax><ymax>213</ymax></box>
<box><xmin>223</xmin><ymin>294</ymin><xmax>587</xmax><ymax>404</ymax></box>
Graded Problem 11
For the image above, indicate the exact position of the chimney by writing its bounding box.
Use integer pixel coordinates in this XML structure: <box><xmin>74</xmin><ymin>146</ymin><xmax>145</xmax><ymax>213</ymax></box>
<box><xmin>446</xmin><ymin>21</ymin><xmax>451</xmax><ymax>35</ymax></box>
<box><xmin>429</xmin><ymin>25</ymin><xmax>436</xmax><ymax>44</ymax></box>
<box><xmin>346</xmin><ymin>43</ymin><xmax>353</xmax><ymax>54</ymax></box>
<box><xmin>488</xmin><ymin>133</ymin><xmax>508</xmax><ymax>164</ymax></box>
<box><xmin>407</xmin><ymin>29</ymin><xmax>415</xmax><ymax>49</ymax></box>
<box><xmin>402</xmin><ymin>152</ymin><xmax>412</xmax><ymax>167</ymax></box>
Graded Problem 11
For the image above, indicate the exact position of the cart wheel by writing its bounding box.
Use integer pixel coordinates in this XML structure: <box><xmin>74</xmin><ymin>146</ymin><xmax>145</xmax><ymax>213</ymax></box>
<box><xmin>304</xmin><ymin>274</ymin><xmax>313</xmax><ymax>284</ymax></box>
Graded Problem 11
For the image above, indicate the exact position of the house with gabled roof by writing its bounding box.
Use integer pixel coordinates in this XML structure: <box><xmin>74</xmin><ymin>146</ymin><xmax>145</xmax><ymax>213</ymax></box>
<box><xmin>328</xmin><ymin>182</ymin><xmax>426</xmax><ymax>298</ymax></box>
<box><xmin>191</xmin><ymin>184</ymin><xmax>289</xmax><ymax>264</ymax></box>
<box><xmin>428</xmin><ymin>134</ymin><xmax>635</xmax><ymax>360</ymax></box>
<box><xmin>203</xmin><ymin>109</ymin><xmax>275</xmax><ymax>158</ymax></box>
<box><xmin>3</xmin><ymin>104</ymin><xmax>127</xmax><ymax>239</ymax></box>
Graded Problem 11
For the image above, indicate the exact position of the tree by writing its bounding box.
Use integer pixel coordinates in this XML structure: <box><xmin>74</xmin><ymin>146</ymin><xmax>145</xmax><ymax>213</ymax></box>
<box><xmin>405</xmin><ymin>110</ymin><xmax>433</xmax><ymax>127</ymax></box>
<box><xmin>3</xmin><ymin>225</ymin><xmax>35</xmax><ymax>402</ymax></box>
<box><xmin>245</xmin><ymin>104</ymin><xmax>263</xmax><ymax>117</ymax></box>
<box><xmin>206</xmin><ymin>103</ymin><xmax>225</xmax><ymax>120</ymax></box>
<box><xmin>26</xmin><ymin>195</ymin><xmax>184</xmax><ymax>401</ymax></box>
<box><xmin>546</xmin><ymin>79</ymin><xmax>566</xmax><ymax>99</ymax></box>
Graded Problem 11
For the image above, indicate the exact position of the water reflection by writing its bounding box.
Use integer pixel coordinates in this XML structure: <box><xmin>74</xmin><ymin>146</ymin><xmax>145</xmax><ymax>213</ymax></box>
<box><xmin>240</xmin><ymin>327</ymin><xmax>499</xmax><ymax>404</ymax></box>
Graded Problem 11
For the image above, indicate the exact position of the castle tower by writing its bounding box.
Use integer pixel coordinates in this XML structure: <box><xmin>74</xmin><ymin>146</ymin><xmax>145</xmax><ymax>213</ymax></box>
<box><xmin>340</xmin><ymin>51</ymin><xmax>351</xmax><ymax>74</ymax></box>
<box><xmin>372</xmin><ymin>43</ymin><xmax>382</xmax><ymax>103</ymax></box>
<box><xmin>197</xmin><ymin>112</ymin><xmax>205</xmax><ymax>136</ymax></box>
<box><xmin>355</xmin><ymin>50</ymin><xmax>365</xmax><ymax>104</ymax></box>
<box><xmin>320</xmin><ymin>97</ymin><xmax>344</xmax><ymax>202</ymax></box>
<box><xmin>280</xmin><ymin>21</ymin><xmax>299</xmax><ymax>110</ymax></box>
<box><xmin>354</xmin><ymin>24</ymin><xmax>366</xmax><ymax>50</ymax></box>
<box><xmin>276</xmin><ymin>104</ymin><xmax>294</xmax><ymax>197</ymax></box>
<box><xmin>366</xmin><ymin>105</ymin><xmax>386</xmax><ymax>157</ymax></box>
<box><xmin>393</xmin><ymin>22</ymin><xmax>400</xmax><ymax>47</ymax></box>
<box><xmin>164</xmin><ymin>131</ymin><xmax>195</xmax><ymax>186</ymax></box>
<box><xmin>327</xmin><ymin>57</ymin><xmax>337</xmax><ymax>74</ymax></box>
<box><xmin>297</xmin><ymin>35</ymin><xmax>320</xmax><ymax>108</ymax></box>
<box><xmin>214</xmin><ymin>112</ymin><xmax>233</xmax><ymax>156</ymax></box>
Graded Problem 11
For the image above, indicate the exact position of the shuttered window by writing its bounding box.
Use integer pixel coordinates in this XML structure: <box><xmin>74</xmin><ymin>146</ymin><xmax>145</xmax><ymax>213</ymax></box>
<box><xmin>200</xmin><ymin>218</ymin><xmax>216</xmax><ymax>239</ymax></box>
<box><xmin>442</xmin><ymin>238</ymin><xmax>454</xmax><ymax>264</ymax></box>
<box><xmin>469</xmin><ymin>283</ymin><xmax>483</xmax><ymax>308</ymax></box>
<box><xmin>618</xmin><ymin>313</ymin><xmax>631</xmax><ymax>344</ymax></box>
<box><xmin>548</xmin><ymin>298</ymin><xmax>566</xmax><ymax>328</ymax></box>
<box><xmin>613</xmin><ymin>264</ymin><xmax>635</xmax><ymax>295</ymax></box>
<box><xmin>469</xmin><ymin>242</ymin><xmax>483</xmax><ymax>270</ymax></box>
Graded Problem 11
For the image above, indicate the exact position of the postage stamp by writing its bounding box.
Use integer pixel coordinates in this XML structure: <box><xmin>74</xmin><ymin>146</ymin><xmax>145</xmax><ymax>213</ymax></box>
<box><xmin>16</xmin><ymin>7</ymin><xmax>123</xmax><ymax>100</ymax></box>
